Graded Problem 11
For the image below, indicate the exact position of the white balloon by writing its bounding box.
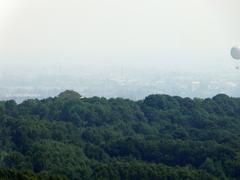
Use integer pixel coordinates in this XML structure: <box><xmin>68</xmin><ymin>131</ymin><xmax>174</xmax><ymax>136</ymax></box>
<box><xmin>231</xmin><ymin>46</ymin><xmax>240</xmax><ymax>60</ymax></box>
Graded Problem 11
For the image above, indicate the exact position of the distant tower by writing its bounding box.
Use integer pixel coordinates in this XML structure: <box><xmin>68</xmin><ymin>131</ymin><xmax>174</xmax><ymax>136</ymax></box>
<box><xmin>121</xmin><ymin>65</ymin><xmax>124</xmax><ymax>80</ymax></box>
<box><xmin>58</xmin><ymin>63</ymin><xmax>62</xmax><ymax>75</ymax></box>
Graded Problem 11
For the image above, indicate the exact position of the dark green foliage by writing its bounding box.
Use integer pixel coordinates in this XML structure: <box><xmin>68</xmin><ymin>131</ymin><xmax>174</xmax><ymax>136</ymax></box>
<box><xmin>0</xmin><ymin>167</ymin><xmax>67</xmax><ymax>180</ymax></box>
<box><xmin>0</xmin><ymin>91</ymin><xmax>240</xmax><ymax>179</ymax></box>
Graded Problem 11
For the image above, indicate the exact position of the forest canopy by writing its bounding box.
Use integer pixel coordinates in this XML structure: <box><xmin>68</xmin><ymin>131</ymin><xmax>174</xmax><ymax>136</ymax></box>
<box><xmin>0</xmin><ymin>90</ymin><xmax>240</xmax><ymax>179</ymax></box>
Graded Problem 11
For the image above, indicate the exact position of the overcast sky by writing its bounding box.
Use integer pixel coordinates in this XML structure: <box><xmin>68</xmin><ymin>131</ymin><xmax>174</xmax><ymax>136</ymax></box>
<box><xmin>0</xmin><ymin>0</ymin><xmax>240</xmax><ymax>74</ymax></box>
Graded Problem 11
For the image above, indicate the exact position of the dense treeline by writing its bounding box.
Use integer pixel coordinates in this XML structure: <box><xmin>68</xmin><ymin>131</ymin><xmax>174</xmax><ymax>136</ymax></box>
<box><xmin>0</xmin><ymin>90</ymin><xmax>240</xmax><ymax>179</ymax></box>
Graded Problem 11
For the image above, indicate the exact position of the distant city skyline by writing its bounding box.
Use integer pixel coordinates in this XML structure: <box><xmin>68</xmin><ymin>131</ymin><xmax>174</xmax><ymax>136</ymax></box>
<box><xmin>0</xmin><ymin>70</ymin><xmax>240</xmax><ymax>103</ymax></box>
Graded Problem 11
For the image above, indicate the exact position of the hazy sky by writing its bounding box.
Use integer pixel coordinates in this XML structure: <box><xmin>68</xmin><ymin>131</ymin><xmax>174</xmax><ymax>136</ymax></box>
<box><xmin>0</xmin><ymin>0</ymin><xmax>240</xmax><ymax>74</ymax></box>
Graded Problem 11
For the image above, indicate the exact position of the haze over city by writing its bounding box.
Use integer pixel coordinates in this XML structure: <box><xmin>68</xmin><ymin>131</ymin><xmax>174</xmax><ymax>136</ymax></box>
<box><xmin>0</xmin><ymin>0</ymin><xmax>240</xmax><ymax>101</ymax></box>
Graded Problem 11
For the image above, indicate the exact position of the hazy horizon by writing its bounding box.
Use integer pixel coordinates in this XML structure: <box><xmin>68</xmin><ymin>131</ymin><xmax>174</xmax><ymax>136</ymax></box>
<box><xmin>0</xmin><ymin>0</ymin><xmax>240</xmax><ymax>100</ymax></box>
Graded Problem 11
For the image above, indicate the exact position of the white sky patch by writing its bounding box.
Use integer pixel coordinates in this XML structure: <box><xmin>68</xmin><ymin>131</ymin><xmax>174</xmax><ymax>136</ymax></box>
<box><xmin>0</xmin><ymin>0</ymin><xmax>240</xmax><ymax>74</ymax></box>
